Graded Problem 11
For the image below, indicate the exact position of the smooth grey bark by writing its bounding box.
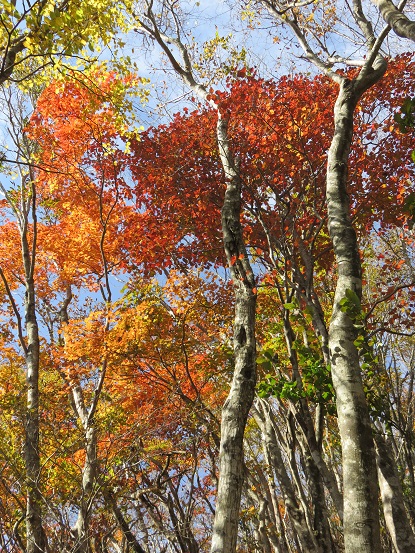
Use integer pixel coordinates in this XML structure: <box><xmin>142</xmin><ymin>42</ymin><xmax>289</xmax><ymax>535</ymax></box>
<box><xmin>371</xmin><ymin>0</ymin><xmax>415</xmax><ymax>40</ymax></box>
<box><xmin>388</xmin><ymin>345</ymin><xmax>415</xmax><ymax>531</ymax></box>
<box><xmin>281</xmin><ymin>307</ymin><xmax>344</xmax><ymax>522</ymax></box>
<box><xmin>249</xmin><ymin>142</ymin><xmax>343</xmax><ymax>529</ymax></box>
<box><xmin>62</xmin><ymin>167</ymin><xmax>114</xmax><ymax>552</ymax></box>
<box><xmin>326</xmin><ymin>61</ymin><xmax>387</xmax><ymax>551</ymax></box>
<box><xmin>24</xmin><ymin>280</ymin><xmax>45</xmax><ymax>553</ymax></box>
<box><xmin>256</xmin><ymin>3</ymin><xmax>390</xmax><ymax>549</ymax></box>
<box><xmin>245</xmin><ymin>481</ymin><xmax>273</xmax><ymax>553</ymax></box>
<box><xmin>293</xmin><ymin>404</ymin><xmax>344</xmax><ymax>523</ymax></box>
<box><xmin>57</xmin><ymin>288</ymin><xmax>103</xmax><ymax>553</ymax></box>
<box><xmin>59</xmin><ymin>314</ymin><xmax>107</xmax><ymax>553</ymax></box>
<box><xmin>24</xmin><ymin>275</ymin><xmax>46</xmax><ymax>553</ymax></box>
<box><xmin>374</xmin><ymin>430</ymin><xmax>415</xmax><ymax>552</ymax></box>
<box><xmin>165</xmin><ymin>479</ymin><xmax>200</xmax><ymax>553</ymax></box>
<box><xmin>0</xmin><ymin>191</ymin><xmax>45</xmax><ymax>553</ymax></box>
<box><xmin>255</xmin><ymin>466</ymin><xmax>291</xmax><ymax>553</ymax></box>
<box><xmin>0</xmin><ymin>98</ymin><xmax>47</xmax><ymax>552</ymax></box>
<box><xmin>135</xmin><ymin>6</ymin><xmax>257</xmax><ymax>552</ymax></box>
<box><xmin>70</xmin><ymin>422</ymin><xmax>97</xmax><ymax>553</ymax></box>
<box><xmin>134</xmin><ymin>470</ymin><xmax>200</xmax><ymax>553</ymax></box>
<box><xmin>295</xmin><ymin>426</ymin><xmax>335</xmax><ymax>553</ymax></box>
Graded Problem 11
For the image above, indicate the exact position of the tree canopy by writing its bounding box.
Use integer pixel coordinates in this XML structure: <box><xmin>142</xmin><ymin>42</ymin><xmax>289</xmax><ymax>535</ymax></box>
<box><xmin>1</xmin><ymin>1</ymin><xmax>415</xmax><ymax>552</ymax></box>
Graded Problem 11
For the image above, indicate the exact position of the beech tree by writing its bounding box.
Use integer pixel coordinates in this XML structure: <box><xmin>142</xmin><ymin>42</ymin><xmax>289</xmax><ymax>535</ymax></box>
<box><xmin>128</xmin><ymin>1</ymin><xmax>415</xmax><ymax>548</ymax></box>
<box><xmin>0</xmin><ymin>2</ymin><xmax>415</xmax><ymax>552</ymax></box>
<box><xmin>127</xmin><ymin>51</ymin><xmax>415</xmax><ymax>551</ymax></box>
<box><xmin>0</xmin><ymin>69</ymin><xmax>141</xmax><ymax>552</ymax></box>
<box><xmin>246</xmin><ymin>1</ymin><xmax>408</xmax><ymax>550</ymax></box>
<box><xmin>0</xmin><ymin>85</ymin><xmax>47</xmax><ymax>553</ymax></box>
<box><xmin>132</xmin><ymin>4</ymin><xmax>258</xmax><ymax>552</ymax></box>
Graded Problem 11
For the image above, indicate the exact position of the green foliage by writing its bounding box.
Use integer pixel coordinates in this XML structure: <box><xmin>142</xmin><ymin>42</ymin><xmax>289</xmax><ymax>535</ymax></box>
<box><xmin>394</xmin><ymin>97</ymin><xmax>415</xmax><ymax>134</ymax></box>
<box><xmin>257</xmin><ymin>372</ymin><xmax>301</xmax><ymax>401</ymax></box>
<box><xmin>257</xmin><ymin>344</ymin><xmax>334</xmax><ymax>409</ymax></box>
<box><xmin>339</xmin><ymin>289</ymin><xmax>372</xmax><ymax>360</ymax></box>
<box><xmin>339</xmin><ymin>288</ymin><xmax>361</xmax><ymax>321</ymax></box>
<box><xmin>404</xmin><ymin>192</ymin><xmax>415</xmax><ymax>228</ymax></box>
<box><xmin>294</xmin><ymin>342</ymin><xmax>334</xmax><ymax>405</ymax></box>
<box><xmin>339</xmin><ymin>289</ymin><xmax>389</xmax><ymax>419</ymax></box>
<box><xmin>256</xmin><ymin>291</ymin><xmax>335</xmax><ymax>409</ymax></box>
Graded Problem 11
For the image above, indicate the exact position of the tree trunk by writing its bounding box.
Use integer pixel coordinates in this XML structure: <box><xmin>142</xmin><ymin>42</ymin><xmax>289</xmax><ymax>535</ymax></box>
<box><xmin>21</xmin><ymin>186</ymin><xmax>46</xmax><ymax>553</ymax></box>
<box><xmin>374</xmin><ymin>430</ymin><xmax>415</xmax><ymax>552</ymax></box>
<box><xmin>133</xmin><ymin>9</ymin><xmax>258</xmax><ymax>550</ymax></box>
<box><xmin>70</xmin><ymin>392</ymin><xmax>98</xmax><ymax>553</ymax></box>
<box><xmin>105</xmin><ymin>490</ymin><xmax>147</xmax><ymax>553</ymax></box>
<box><xmin>25</xmin><ymin>276</ymin><xmax>46</xmax><ymax>553</ymax></box>
<box><xmin>303</xmin><ymin>445</ymin><xmax>335</xmax><ymax>553</ymax></box>
<box><xmin>253</xmin><ymin>467</ymin><xmax>291</xmax><ymax>553</ymax></box>
<box><xmin>210</xmin><ymin>114</ymin><xmax>257</xmax><ymax>553</ymax></box>
<box><xmin>293</xmin><ymin>403</ymin><xmax>344</xmax><ymax>522</ymax></box>
<box><xmin>326</xmin><ymin>72</ymin><xmax>386</xmax><ymax>552</ymax></box>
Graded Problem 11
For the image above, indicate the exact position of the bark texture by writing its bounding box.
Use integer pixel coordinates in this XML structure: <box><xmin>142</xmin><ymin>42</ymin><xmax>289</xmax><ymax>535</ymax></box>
<box><xmin>255</xmin><ymin>0</ymin><xmax>391</xmax><ymax>547</ymax></box>
<box><xmin>374</xmin><ymin>431</ymin><xmax>415</xmax><ymax>552</ymax></box>
<box><xmin>134</xmin><ymin>8</ymin><xmax>258</xmax><ymax>551</ymax></box>
<box><xmin>327</xmin><ymin>68</ymin><xmax>386</xmax><ymax>552</ymax></box>
<box><xmin>25</xmin><ymin>275</ymin><xmax>46</xmax><ymax>553</ymax></box>
<box><xmin>371</xmin><ymin>0</ymin><xmax>415</xmax><ymax>40</ymax></box>
<box><xmin>70</xmin><ymin>421</ymin><xmax>97</xmax><ymax>553</ymax></box>
<box><xmin>210</xmin><ymin>114</ymin><xmax>257</xmax><ymax>553</ymax></box>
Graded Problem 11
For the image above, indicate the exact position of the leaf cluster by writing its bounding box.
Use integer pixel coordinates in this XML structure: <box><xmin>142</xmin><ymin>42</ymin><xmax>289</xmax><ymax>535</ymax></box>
<box><xmin>339</xmin><ymin>289</ymin><xmax>389</xmax><ymax>419</ymax></box>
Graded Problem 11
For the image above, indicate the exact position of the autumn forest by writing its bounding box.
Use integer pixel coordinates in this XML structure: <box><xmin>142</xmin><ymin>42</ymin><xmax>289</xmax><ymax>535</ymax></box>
<box><xmin>1</xmin><ymin>1</ymin><xmax>415</xmax><ymax>552</ymax></box>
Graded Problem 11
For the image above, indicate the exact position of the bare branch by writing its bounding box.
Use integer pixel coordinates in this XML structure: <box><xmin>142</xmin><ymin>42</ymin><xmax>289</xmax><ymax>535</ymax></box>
<box><xmin>0</xmin><ymin>266</ymin><xmax>27</xmax><ymax>354</ymax></box>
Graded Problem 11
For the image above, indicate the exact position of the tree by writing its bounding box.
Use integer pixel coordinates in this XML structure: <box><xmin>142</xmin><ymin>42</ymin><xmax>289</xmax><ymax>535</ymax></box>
<box><xmin>0</xmin><ymin>4</ymin><xmax>415</xmax><ymax>550</ymax></box>
<box><xmin>0</xmin><ymin>0</ymin><xmax>131</xmax><ymax>86</ymax></box>
<box><xmin>0</xmin><ymin>68</ymin><xmax>140</xmax><ymax>552</ymax></box>
<box><xmin>246</xmin><ymin>1</ymin><xmax>401</xmax><ymax>549</ymax></box>
<box><xmin>132</xmin><ymin>4</ymin><xmax>258</xmax><ymax>552</ymax></box>
<box><xmin>127</xmin><ymin>52</ymin><xmax>415</xmax><ymax>551</ymax></box>
<box><xmin>0</xmin><ymin>85</ymin><xmax>47</xmax><ymax>553</ymax></box>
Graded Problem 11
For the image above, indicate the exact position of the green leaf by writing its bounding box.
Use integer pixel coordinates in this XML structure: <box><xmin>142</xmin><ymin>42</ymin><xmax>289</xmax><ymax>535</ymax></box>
<box><xmin>257</xmin><ymin>359</ymin><xmax>272</xmax><ymax>371</ymax></box>
<box><xmin>345</xmin><ymin>288</ymin><xmax>360</xmax><ymax>307</ymax></box>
